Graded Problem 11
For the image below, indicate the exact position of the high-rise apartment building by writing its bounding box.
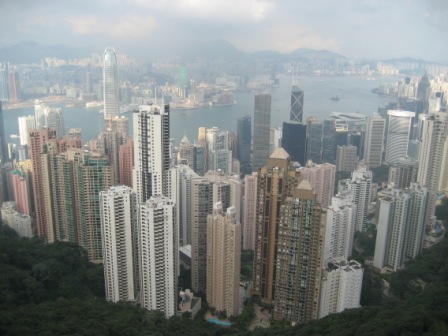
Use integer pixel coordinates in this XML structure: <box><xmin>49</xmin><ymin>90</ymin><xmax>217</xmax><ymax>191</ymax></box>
<box><xmin>373</xmin><ymin>183</ymin><xmax>428</xmax><ymax>272</ymax></box>
<box><xmin>73</xmin><ymin>152</ymin><xmax>113</xmax><ymax>263</ymax></box>
<box><xmin>385</xmin><ymin>110</ymin><xmax>415</xmax><ymax>164</ymax></box>
<box><xmin>139</xmin><ymin>196</ymin><xmax>178</xmax><ymax>318</ymax></box>
<box><xmin>388</xmin><ymin>156</ymin><xmax>418</xmax><ymax>189</ymax></box>
<box><xmin>0</xmin><ymin>102</ymin><xmax>8</xmax><ymax>164</ymax></box>
<box><xmin>339</xmin><ymin>167</ymin><xmax>372</xmax><ymax>232</ymax></box>
<box><xmin>253</xmin><ymin>147</ymin><xmax>301</xmax><ymax>304</ymax></box>
<box><xmin>119</xmin><ymin>138</ymin><xmax>134</xmax><ymax>188</ymax></box>
<box><xmin>206</xmin><ymin>203</ymin><xmax>241</xmax><ymax>317</ymax></box>
<box><xmin>417</xmin><ymin>112</ymin><xmax>446</xmax><ymax>225</ymax></box>
<box><xmin>281</xmin><ymin>121</ymin><xmax>307</xmax><ymax>166</ymax></box>
<box><xmin>290</xmin><ymin>85</ymin><xmax>304</xmax><ymax>122</ymax></box>
<box><xmin>237</xmin><ymin>115</ymin><xmax>252</xmax><ymax>176</ymax></box>
<box><xmin>324</xmin><ymin>191</ymin><xmax>356</xmax><ymax>261</ymax></box>
<box><xmin>299</xmin><ymin>161</ymin><xmax>335</xmax><ymax>209</ymax></box>
<box><xmin>273</xmin><ymin>180</ymin><xmax>324</xmax><ymax>323</ymax></box>
<box><xmin>100</xmin><ymin>186</ymin><xmax>138</xmax><ymax>303</ymax></box>
<box><xmin>133</xmin><ymin>104</ymin><xmax>170</xmax><ymax>203</ymax></box>
<box><xmin>319</xmin><ymin>258</ymin><xmax>363</xmax><ymax>318</ymax></box>
<box><xmin>190</xmin><ymin>178</ymin><xmax>213</xmax><ymax>292</ymax></box>
<box><xmin>252</xmin><ymin>94</ymin><xmax>271</xmax><ymax>172</ymax></box>
<box><xmin>190</xmin><ymin>171</ymin><xmax>241</xmax><ymax>293</ymax></box>
<box><xmin>243</xmin><ymin>172</ymin><xmax>257</xmax><ymax>250</ymax></box>
<box><xmin>336</xmin><ymin>145</ymin><xmax>358</xmax><ymax>172</ymax></box>
<box><xmin>29</xmin><ymin>128</ymin><xmax>57</xmax><ymax>240</ymax></box>
<box><xmin>168</xmin><ymin>165</ymin><xmax>199</xmax><ymax>246</ymax></box>
<box><xmin>103</xmin><ymin>48</ymin><xmax>120</xmax><ymax>118</ymax></box>
<box><xmin>363</xmin><ymin>116</ymin><xmax>385</xmax><ymax>169</ymax></box>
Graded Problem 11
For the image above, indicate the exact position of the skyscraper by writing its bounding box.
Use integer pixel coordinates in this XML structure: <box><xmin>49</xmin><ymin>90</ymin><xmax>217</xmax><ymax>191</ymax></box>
<box><xmin>336</xmin><ymin>145</ymin><xmax>357</xmax><ymax>172</ymax></box>
<box><xmin>384</xmin><ymin>110</ymin><xmax>415</xmax><ymax>164</ymax></box>
<box><xmin>388</xmin><ymin>156</ymin><xmax>418</xmax><ymax>189</ymax></box>
<box><xmin>290</xmin><ymin>85</ymin><xmax>304</xmax><ymax>122</ymax></box>
<box><xmin>417</xmin><ymin>112</ymin><xmax>446</xmax><ymax>225</ymax></box>
<box><xmin>18</xmin><ymin>115</ymin><xmax>36</xmax><ymax>146</ymax></box>
<box><xmin>206</xmin><ymin>203</ymin><xmax>241</xmax><ymax>317</ymax></box>
<box><xmin>281</xmin><ymin>121</ymin><xmax>307</xmax><ymax>166</ymax></box>
<box><xmin>373</xmin><ymin>183</ymin><xmax>428</xmax><ymax>272</ymax></box>
<box><xmin>299</xmin><ymin>161</ymin><xmax>336</xmax><ymax>209</ymax></box>
<box><xmin>324</xmin><ymin>191</ymin><xmax>356</xmax><ymax>261</ymax></box>
<box><xmin>252</xmin><ymin>94</ymin><xmax>271</xmax><ymax>172</ymax></box>
<box><xmin>306</xmin><ymin>116</ymin><xmax>323</xmax><ymax>163</ymax></box>
<box><xmin>73</xmin><ymin>152</ymin><xmax>113</xmax><ymax>263</ymax></box>
<box><xmin>243</xmin><ymin>172</ymin><xmax>257</xmax><ymax>250</ymax></box>
<box><xmin>103</xmin><ymin>48</ymin><xmax>119</xmax><ymax>118</ymax></box>
<box><xmin>363</xmin><ymin>115</ymin><xmax>386</xmax><ymax>169</ymax></box>
<box><xmin>253</xmin><ymin>147</ymin><xmax>301</xmax><ymax>304</ymax></box>
<box><xmin>139</xmin><ymin>196</ymin><xmax>178</xmax><ymax>318</ymax></box>
<box><xmin>100</xmin><ymin>186</ymin><xmax>138</xmax><ymax>303</ymax></box>
<box><xmin>119</xmin><ymin>138</ymin><xmax>134</xmax><ymax>188</ymax></box>
<box><xmin>273</xmin><ymin>180</ymin><xmax>323</xmax><ymax>323</ymax></box>
<box><xmin>339</xmin><ymin>167</ymin><xmax>372</xmax><ymax>232</ymax></box>
<box><xmin>29</xmin><ymin>129</ymin><xmax>57</xmax><ymax>241</ymax></box>
<box><xmin>237</xmin><ymin>115</ymin><xmax>252</xmax><ymax>176</ymax></box>
<box><xmin>168</xmin><ymin>164</ymin><xmax>199</xmax><ymax>246</ymax></box>
<box><xmin>0</xmin><ymin>102</ymin><xmax>8</xmax><ymax>164</ymax></box>
<box><xmin>46</xmin><ymin>108</ymin><xmax>66</xmax><ymax>138</ymax></box>
<box><xmin>133</xmin><ymin>104</ymin><xmax>170</xmax><ymax>203</ymax></box>
<box><xmin>205</xmin><ymin>127</ymin><xmax>232</xmax><ymax>173</ymax></box>
<box><xmin>0</xmin><ymin>63</ymin><xmax>9</xmax><ymax>102</ymax></box>
<box><xmin>190</xmin><ymin>171</ymin><xmax>241</xmax><ymax>293</ymax></box>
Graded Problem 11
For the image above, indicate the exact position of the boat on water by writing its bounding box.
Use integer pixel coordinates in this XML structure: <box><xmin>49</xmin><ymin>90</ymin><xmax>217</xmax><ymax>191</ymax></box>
<box><xmin>330</xmin><ymin>96</ymin><xmax>340</xmax><ymax>101</ymax></box>
<box><xmin>86</xmin><ymin>101</ymin><xmax>103</xmax><ymax>108</ymax></box>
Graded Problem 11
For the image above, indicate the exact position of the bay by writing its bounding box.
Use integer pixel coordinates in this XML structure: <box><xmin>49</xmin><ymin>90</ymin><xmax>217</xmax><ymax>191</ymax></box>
<box><xmin>3</xmin><ymin>74</ymin><xmax>397</xmax><ymax>147</ymax></box>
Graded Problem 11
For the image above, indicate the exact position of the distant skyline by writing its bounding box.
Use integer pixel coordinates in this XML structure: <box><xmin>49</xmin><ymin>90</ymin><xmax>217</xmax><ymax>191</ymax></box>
<box><xmin>1</xmin><ymin>0</ymin><xmax>447</xmax><ymax>62</ymax></box>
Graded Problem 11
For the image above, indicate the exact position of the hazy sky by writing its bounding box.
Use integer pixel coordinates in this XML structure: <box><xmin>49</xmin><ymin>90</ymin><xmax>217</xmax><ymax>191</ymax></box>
<box><xmin>1</xmin><ymin>0</ymin><xmax>447</xmax><ymax>62</ymax></box>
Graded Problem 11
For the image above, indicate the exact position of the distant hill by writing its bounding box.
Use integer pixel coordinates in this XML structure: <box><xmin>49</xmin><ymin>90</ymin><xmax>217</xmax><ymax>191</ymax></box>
<box><xmin>290</xmin><ymin>48</ymin><xmax>346</xmax><ymax>60</ymax></box>
<box><xmin>0</xmin><ymin>41</ymin><xmax>94</xmax><ymax>64</ymax></box>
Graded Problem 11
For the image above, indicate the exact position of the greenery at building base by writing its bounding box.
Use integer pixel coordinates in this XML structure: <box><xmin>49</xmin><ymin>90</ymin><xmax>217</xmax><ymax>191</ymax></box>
<box><xmin>1</xmin><ymin>224</ymin><xmax>447</xmax><ymax>335</ymax></box>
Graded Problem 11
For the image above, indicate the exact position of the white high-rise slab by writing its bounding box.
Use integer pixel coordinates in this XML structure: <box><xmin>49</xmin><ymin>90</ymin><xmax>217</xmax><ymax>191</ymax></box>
<box><xmin>139</xmin><ymin>196</ymin><xmax>178</xmax><ymax>318</ymax></box>
<box><xmin>100</xmin><ymin>186</ymin><xmax>138</xmax><ymax>303</ymax></box>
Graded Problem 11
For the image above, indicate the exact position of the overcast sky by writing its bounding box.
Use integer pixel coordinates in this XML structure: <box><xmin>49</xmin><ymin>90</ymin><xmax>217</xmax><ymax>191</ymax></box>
<box><xmin>1</xmin><ymin>0</ymin><xmax>447</xmax><ymax>62</ymax></box>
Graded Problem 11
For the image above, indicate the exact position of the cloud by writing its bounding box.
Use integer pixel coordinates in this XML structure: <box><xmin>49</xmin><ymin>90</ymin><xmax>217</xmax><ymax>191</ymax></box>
<box><xmin>232</xmin><ymin>24</ymin><xmax>339</xmax><ymax>53</ymax></box>
<box><xmin>69</xmin><ymin>14</ymin><xmax>156</xmax><ymax>38</ymax></box>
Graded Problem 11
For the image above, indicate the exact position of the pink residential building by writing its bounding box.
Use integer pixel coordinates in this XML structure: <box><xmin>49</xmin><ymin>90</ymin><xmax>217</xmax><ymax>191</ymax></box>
<box><xmin>11</xmin><ymin>170</ymin><xmax>31</xmax><ymax>216</ymax></box>
<box><xmin>243</xmin><ymin>172</ymin><xmax>257</xmax><ymax>250</ymax></box>
<box><xmin>119</xmin><ymin>138</ymin><xmax>134</xmax><ymax>188</ymax></box>
<box><xmin>300</xmin><ymin>160</ymin><xmax>336</xmax><ymax>209</ymax></box>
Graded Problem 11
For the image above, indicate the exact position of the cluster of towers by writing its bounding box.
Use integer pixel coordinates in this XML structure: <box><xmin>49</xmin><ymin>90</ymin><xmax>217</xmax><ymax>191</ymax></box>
<box><xmin>1</xmin><ymin>47</ymin><xmax>445</xmax><ymax>325</ymax></box>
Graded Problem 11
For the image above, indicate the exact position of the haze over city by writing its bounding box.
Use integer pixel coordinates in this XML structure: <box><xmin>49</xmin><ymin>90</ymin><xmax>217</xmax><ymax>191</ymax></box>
<box><xmin>1</xmin><ymin>0</ymin><xmax>448</xmax><ymax>62</ymax></box>
<box><xmin>1</xmin><ymin>1</ymin><xmax>448</xmax><ymax>335</ymax></box>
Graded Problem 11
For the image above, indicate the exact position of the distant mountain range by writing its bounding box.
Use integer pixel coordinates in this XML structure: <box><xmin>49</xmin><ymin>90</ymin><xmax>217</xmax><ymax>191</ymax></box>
<box><xmin>0</xmin><ymin>40</ymin><xmax>439</xmax><ymax>65</ymax></box>
<box><xmin>0</xmin><ymin>41</ymin><xmax>95</xmax><ymax>64</ymax></box>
